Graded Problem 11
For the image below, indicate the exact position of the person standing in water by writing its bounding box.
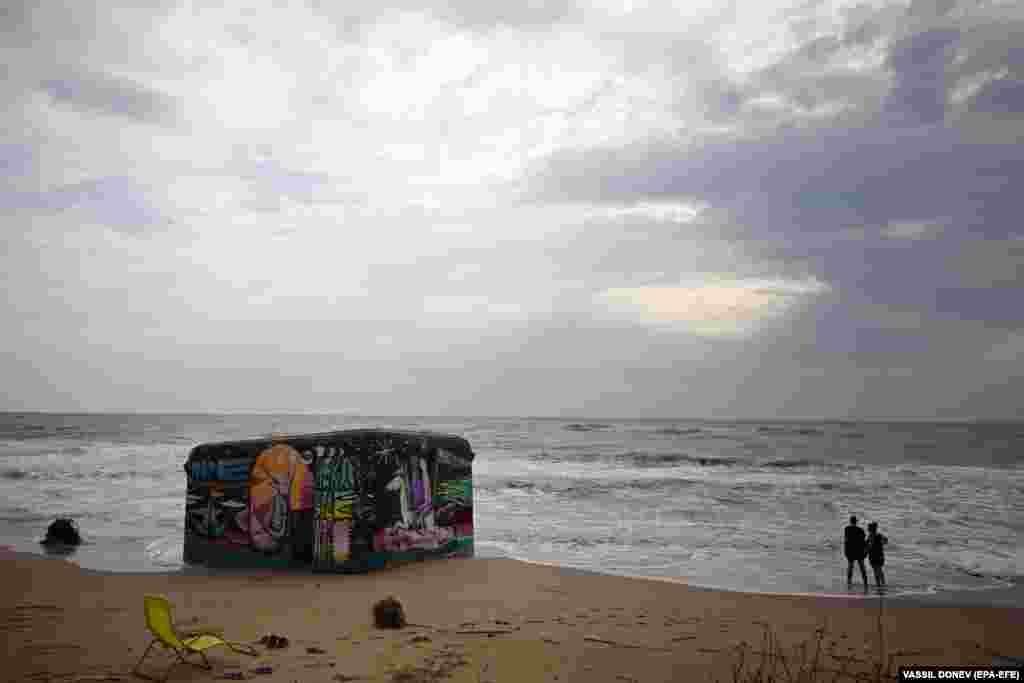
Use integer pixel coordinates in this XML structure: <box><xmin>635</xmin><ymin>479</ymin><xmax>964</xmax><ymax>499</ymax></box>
<box><xmin>866</xmin><ymin>521</ymin><xmax>888</xmax><ymax>588</ymax></box>
<box><xmin>844</xmin><ymin>515</ymin><xmax>868</xmax><ymax>588</ymax></box>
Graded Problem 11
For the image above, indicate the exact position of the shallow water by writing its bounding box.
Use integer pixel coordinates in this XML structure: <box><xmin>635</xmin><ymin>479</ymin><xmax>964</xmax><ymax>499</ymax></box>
<box><xmin>0</xmin><ymin>414</ymin><xmax>1020</xmax><ymax>604</ymax></box>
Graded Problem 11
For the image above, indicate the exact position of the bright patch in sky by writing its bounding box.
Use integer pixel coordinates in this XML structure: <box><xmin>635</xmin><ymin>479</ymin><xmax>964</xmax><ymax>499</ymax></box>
<box><xmin>598</xmin><ymin>277</ymin><xmax>829</xmax><ymax>337</ymax></box>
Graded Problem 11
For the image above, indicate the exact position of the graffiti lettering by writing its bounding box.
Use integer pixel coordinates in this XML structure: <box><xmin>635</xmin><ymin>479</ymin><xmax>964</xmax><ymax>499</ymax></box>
<box><xmin>187</xmin><ymin>459</ymin><xmax>251</xmax><ymax>482</ymax></box>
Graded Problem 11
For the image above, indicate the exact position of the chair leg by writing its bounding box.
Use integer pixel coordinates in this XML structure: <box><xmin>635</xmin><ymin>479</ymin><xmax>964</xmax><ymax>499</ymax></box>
<box><xmin>132</xmin><ymin>642</ymin><xmax>184</xmax><ymax>683</ymax></box>
<box><xmin>184</xmin><ymin>649</ymin><xmax>213</xmax><ymax>671</ymax></box>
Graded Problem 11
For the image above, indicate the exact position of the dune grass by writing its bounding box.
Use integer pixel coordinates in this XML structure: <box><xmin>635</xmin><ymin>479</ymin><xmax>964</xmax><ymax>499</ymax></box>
<box><xmin>720</xmin><ymin>604</ymin><xmax>896</xmax><ymax>683</ymax></box>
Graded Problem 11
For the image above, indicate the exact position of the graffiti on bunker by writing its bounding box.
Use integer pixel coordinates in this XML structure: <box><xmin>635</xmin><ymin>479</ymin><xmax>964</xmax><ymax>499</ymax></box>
<box><xmin>184</xmin><ymin>430</ymin><xmax>474</xmax><ymax>570</ymax></box>
<box><xmin>246</xmin><ymin>442</ymin><xmax>315</xmax><ymax>553</ymax></box>
<box><xmin>312</xmin><ymin>447</ymin><xmax>355</xmax><ymax>569</ymax></box>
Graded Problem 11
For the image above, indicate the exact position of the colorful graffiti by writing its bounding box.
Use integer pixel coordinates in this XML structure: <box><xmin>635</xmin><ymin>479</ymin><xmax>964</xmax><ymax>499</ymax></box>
<box><xmin>185</xmin><ymin>483</ymin><xmax>250</xmax><ymax>545</ymax></box>
<box><xmin>313</xmin><ymin>449</ymin><xmax>356</xmax><ymax>570</ymax></box>
<box><xmin>246</xmin><ymin>444</ymin><xmax>296</xmax><ymax>552</ymax></box>
<box><xmin>184</xmin><ymin>431</ymin><xmax>474</xmax><ymax>571</ymax></box>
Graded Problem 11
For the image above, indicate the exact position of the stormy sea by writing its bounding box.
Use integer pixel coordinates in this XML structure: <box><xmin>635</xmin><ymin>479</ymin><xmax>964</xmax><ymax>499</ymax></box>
<box><xmin>1</xmin><ymin>413</ymin><xmax>1020</xmax><ymax>605</ymax></box>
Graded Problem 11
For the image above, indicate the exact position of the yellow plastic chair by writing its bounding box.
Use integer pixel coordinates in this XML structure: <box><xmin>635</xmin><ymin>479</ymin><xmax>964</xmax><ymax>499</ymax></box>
<box><xmin>132</xmin><ymin>594</ymin><xmax>258</xmax><ymax>681</ymax></box>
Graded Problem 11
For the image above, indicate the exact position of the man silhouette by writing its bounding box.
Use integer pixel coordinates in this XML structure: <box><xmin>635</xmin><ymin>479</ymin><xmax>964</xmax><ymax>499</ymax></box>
<box><xmin>844</xmin><ymin>515</ymin><xmax>868</xmax><ymax>588</ymax></box>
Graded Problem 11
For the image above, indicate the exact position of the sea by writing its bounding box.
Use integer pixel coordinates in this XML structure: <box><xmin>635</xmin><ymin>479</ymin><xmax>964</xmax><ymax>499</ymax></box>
<box><xmin>1</xmin><ymin>413</ymin><xmax>1021</xmax><ymax>605</ymax></box>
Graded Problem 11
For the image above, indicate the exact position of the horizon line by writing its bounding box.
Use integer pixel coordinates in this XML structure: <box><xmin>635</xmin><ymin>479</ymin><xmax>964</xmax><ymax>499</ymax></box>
<box><xmin>1</xmin><ymin>410</ymin><xmax>1021</xmax><ymax>423</ymax></box>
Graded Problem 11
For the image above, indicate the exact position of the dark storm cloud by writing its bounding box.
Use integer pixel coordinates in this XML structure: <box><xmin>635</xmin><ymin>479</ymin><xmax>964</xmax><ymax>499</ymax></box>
<box><xmin>883</xmin><ymin>27</ymin><xmax>959</xmax><ymax>126</ymax></box>
<box><xmin>530</xmin><ymin>0</ymin><xmax>1024</xmax><ymax>226</ymax></box>
<box><xmin>970</xmin><ymin>78</ymin><xmax>1024</xmax><ymax>117</ymax></box>
<box><xmin>39</xmin><ymin>69</ymin><xmax>179</xmax><ymax>124</ymax></box>
<box><xmin>532</xmin><ymin>123</ymin><xmax>1023</xmax><ymax>238</ymax></box>
<box><xmin>525</xmin><ymin>0</ymin><xmax>1024</xmax><ymax>358</ymax></box>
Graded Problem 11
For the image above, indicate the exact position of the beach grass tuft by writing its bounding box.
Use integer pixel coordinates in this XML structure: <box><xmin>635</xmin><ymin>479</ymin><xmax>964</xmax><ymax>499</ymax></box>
<box><xmin>721</xmin><ymin>607</ymin><xmax>896</xmax><ymax>682</ymax></box>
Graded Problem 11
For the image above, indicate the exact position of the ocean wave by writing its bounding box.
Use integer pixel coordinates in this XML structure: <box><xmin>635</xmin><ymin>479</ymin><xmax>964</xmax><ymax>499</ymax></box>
<box><xmin>761</xmin><ymin>458</ymin><xmax>822</xmax><ymax>469</ymax></box>
<box><xmin>488</xmin><ymin>476</ymin><xmax>702</xmax><ymax>498</ymax></box>
<box><xmin>0</xmin><ymin>467</ymin><xmax>162</xmax><ymax>482</ymax></box>
<box><xmin>815</xmin><ymin>481</ymin><xmax>865</xmax><ymax>493</ymax></box>
<box><xmin>563</xmin><ymin>423</ymin><xmax>613</xmax><ymax>432</ymax></box>
<box><xmin>757</xmin><ymin>426</ymin><xmax>825</xmax><ymax>436</ymax></box>
<box><xmin>624</xmin><ymin>452</ymin><xmax>736</xmax><ymax>468</ymax></box>
<box><xmin>504</xmin><ymin>480</ymin><xmax>538</xmax><ymax>491</ymax></box>
<box><xmin>530</xmin><ymin>449</ymin><xmax>737</xmax><ymax>468</ymax></box>
<box><xmin>652</xmin><ymin>427</ymin><xmax>704</xmax><ymax>436</ymax></box>
<box><xmin>0</xmin><ymin>506</ymin><xmax>53</xmax><ymax>523</ymax></box>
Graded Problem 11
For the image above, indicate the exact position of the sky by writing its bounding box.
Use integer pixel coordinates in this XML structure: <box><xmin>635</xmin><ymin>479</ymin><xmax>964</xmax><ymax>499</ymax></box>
<box><xmin>1</xmin><ymin>0</ymin><xmax>1022</xmax><ymax>419</ymax></box>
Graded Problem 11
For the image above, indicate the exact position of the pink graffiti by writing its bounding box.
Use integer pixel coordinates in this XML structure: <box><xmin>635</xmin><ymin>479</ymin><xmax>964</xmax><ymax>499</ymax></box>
<box><xmin>373</xmin><ymin>526</ymin><xmax>455</xmax><ymax>553</ymax></box>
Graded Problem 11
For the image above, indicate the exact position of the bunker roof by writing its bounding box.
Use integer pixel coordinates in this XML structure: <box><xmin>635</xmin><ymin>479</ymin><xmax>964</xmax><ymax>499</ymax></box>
<box><xmin>185</xmin><ymin>428</ymin><xmax>475</xmax><ymax>463</ymax></box>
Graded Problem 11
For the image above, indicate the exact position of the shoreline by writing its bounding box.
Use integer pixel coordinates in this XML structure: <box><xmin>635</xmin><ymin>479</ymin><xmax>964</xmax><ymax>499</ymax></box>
<box><xmin>2</xmin><ymin>549</ymin><xmax>1022</xmax><ymax>682</ymax></box>
<box><xmin>7</xmin><ymin>543</ymin><xmax>1021</xmax><ymax>610</ymax></box>
<box><xmin>499</xmin><ymin>556</ymin><xmax>1024</xmax><ymax>609</ymax></box>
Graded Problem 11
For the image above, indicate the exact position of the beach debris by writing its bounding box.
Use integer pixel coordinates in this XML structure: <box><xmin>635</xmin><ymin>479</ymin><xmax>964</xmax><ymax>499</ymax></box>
<box><xmin>259</xmin><ymin>634</ymin><xmax>289</xmax><ymax>649</ymax></box>
<box><xmin>373</xmin><ymin>596</ymin><xmax>407</xmax><ymax>629</ymax></box>
<box><xmin>583</xmin><ymin>635</ymin><xmax>671</xmax><ymax>651</ymax></box>
<box><xmin>389</xmin><ymin>649</ymin><xmax>468</xmax><ymax>682</ymax></box>
<box><xmin>306</xmin><ymin>645</ymin><xmax>328</xmax><ymax>654</ymax></box>
<box><xmin>40</xmin><ymin>518</ymin><xmax>82</xmax><ymax>546</ymax></box>
<box><xmin>455</xmin><ymin>628</ymin><xmax>517</xmax><ymax>636</ymax></box>
<box><xmin>249</xmin><ymin>665</ymin><xmax>274</xmax><ymax>675</ymax></box>
<box><xmin>409</xmin><ymin>634</ymin><xmax>431</xmax><ymax>644</ymax></box>
<box><xmin>220</xmin><ymin>672</ymin><xmax>246</xmax><ymax>680</ymax></box>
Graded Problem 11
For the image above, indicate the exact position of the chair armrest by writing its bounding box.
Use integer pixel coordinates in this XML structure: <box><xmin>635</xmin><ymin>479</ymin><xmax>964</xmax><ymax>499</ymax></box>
<box><xmin>176</xmin><ymin>623</ymin><xmax>225</xmax><ymax>637</ymax></box>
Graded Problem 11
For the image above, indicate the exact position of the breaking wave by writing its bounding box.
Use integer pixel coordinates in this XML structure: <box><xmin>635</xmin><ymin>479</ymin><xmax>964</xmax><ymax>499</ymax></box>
<box><xmin>761</xmin><ymin>458</ymin><xmax>823</xmax><ymax>469</ymax></box>
<box><xmin>652</xmin><ymin>427</ymin><xmax>704</xmax><ymax>436</ymax></box>
<box><xmin>564</xmin><ymin>423</ymin><xmax>613</xmax><ymax>432</ymax></box>
<box><xmin>757</xmin><ymin>426</ymin><xmax>825</xmax><ymax>436</ymax></box>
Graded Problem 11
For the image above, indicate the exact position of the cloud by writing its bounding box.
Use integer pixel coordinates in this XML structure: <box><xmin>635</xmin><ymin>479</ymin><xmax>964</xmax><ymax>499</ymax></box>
<box><xmin>984</xmin><ymin>331</ymin><xmax>1024</xmax><ymax>365</ymax></box>
<box><xmin>969</xmin><ymin>76</ymin><xmax>1024</xmax><ymax>117</ymax></box>
<box><xmin>1</xmin><ymin>177</ymin><xmax>171</xmax><ymax>232</ymax></box>
<box><xmin>39</xmin><ymin>69</ymin><xmax>179</xmax><ymax>123</ymax></box>
<box><xmin>1</xmin><ymin>0</ymin><xmax>1022</xmax><ymax>417</ymax></box>
<box><xmin>883</xmin><ymin>27</ymin><xmax>959</xmax><ymax>126</ymax></box>
<box><xmin>880</xmin><ymin>220</ymin><xmax>943</xmax><ymax>240</ymax></box>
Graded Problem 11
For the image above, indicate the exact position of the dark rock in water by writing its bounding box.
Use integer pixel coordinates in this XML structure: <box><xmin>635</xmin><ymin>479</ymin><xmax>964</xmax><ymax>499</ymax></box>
<box><xmin>41</xmin><ymin>518</ymin><xmax>82</xmax><ymax>546</ymax></box>
<box><xmin>373</xmin><ymin>596</ymin><xmax>407</xmax><ymax>629</ymax></box>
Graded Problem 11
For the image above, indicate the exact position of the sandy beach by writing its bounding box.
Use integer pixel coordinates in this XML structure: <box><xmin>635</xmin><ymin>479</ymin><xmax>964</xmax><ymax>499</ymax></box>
<box><xmin>2</xmin><ymin>550</ymin><xmax>1021</xmax><ymax>683</ymax></box>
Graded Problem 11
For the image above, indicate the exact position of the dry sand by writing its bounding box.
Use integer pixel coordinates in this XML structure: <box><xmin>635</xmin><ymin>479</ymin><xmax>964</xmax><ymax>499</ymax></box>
<box><xmin>2</xmin><ymin>548</ymin><xmax>1021</xmax><ymax>682</ymax></box>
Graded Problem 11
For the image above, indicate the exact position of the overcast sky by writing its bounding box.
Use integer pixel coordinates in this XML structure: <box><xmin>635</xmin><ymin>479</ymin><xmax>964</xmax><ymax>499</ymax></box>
<box><xmin>2</xmin><ymin>0</ymin><xmax>1022</xmax><ymax>419</ymax></box>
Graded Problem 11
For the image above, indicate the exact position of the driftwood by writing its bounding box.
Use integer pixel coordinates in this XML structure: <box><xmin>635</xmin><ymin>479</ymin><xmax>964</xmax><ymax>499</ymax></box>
<box><xmin>583</xmin><ymin>635</ymin><xmax>672</xmax><ymax>651</ymax></box>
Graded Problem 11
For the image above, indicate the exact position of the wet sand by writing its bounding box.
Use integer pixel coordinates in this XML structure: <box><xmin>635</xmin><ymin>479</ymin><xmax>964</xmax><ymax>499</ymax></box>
<box><xmin>2</xmin><ymin>549</ymin><xmax>1021</xmax><ymax>682</ymax></box>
